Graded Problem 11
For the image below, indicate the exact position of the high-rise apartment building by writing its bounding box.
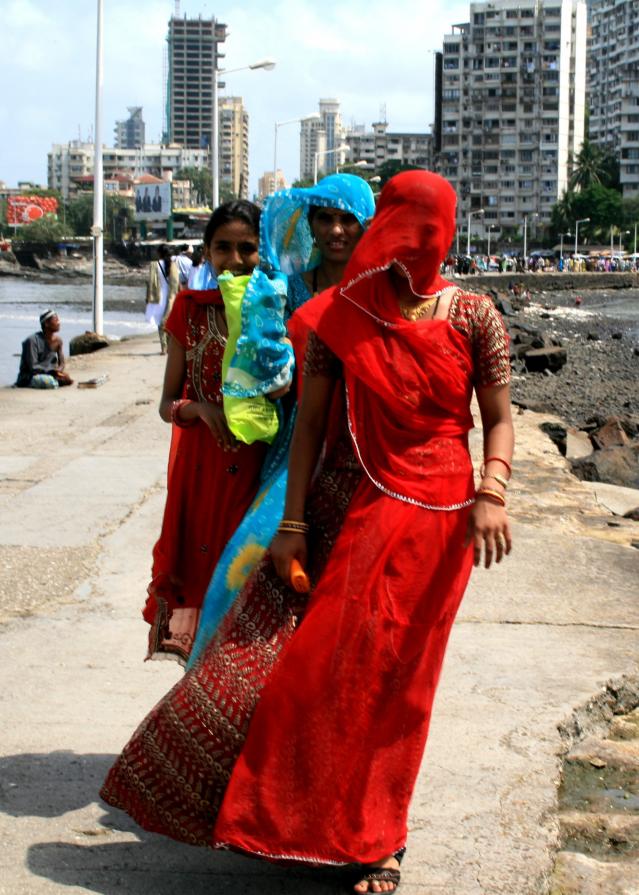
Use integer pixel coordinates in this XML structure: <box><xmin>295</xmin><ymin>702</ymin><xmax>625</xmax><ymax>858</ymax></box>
<box><xmin>114</xmin><ymin>107</ymin><xmax>145</xmax><ymax>149</ymax></box>
<box><xmin>219</xmin><ymin>97</ymin><xmax>249</xmax><ymax>199</ymax></box>
<box><xmin>588</xmin><ymin>0</ymin><xmax>639</xmax><ymax>197</ymax></box>
<box><xmin>344</xmin><ymin>121</ymin><xmax>433</xmax><ymax>170</ymax></box>
<box><xmin>300</xmin><ymin>116</ymin><xmax>326</xmax><ymax>181</ymax></box>
<box><xmin>257</xmin><ymin>170</ymin><xmax>287</xmax><ymax>200</ymax></box>
<box><xmin>164</xmin><ymin>15</ymin><xmax>249</xmax><ymax>199</ymax></box>
<box><xmin>165</xmin><ymin>14</ymin><xmax>227</xmax><ymax>149</ymax></box>
<box><xmin>435</xmin><ymin>0</ymin><xmax>587</xmax><ymax>242</ymax></box>
<box><xmin>300</xmin><ymin>99</ymin><xmax>346</xmax><ymax>180</ymax></box>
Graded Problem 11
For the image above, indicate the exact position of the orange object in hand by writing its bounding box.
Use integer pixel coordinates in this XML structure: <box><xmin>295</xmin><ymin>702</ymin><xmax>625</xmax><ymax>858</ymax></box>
<box><xmin>290</xmin><ymin>558</ymin><xmax>311</xmax><ymax>594</ymax></box>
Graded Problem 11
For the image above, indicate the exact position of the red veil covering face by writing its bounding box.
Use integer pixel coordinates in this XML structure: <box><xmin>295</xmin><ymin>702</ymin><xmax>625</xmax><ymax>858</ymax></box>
<box><xmin>295</xmin><ymin>170</ymin><xmax>476</xmax><ymax>509</ymax></box>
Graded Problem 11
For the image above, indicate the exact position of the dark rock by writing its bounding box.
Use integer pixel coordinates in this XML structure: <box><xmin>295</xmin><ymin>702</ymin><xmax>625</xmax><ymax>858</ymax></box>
<box><xmin>69</xmin><ymin>332</ymin><xmax>110</xmax><ymax>356</ymax></box>
<box><xmin>611</xmin><ymin>332</ymin><xmax>623</xmax><ymax>340</ymax></box>
<box><xmin>495</xmin><ymin>297</ymin><xmax>516</xmax><ymax>317</ymax></box>
<box><xmin>510</xmin><ymin>322</ymin><xmax>543</xmax><ymax>339</ymax></box>
<box><xmin>591</xmin><ymin>418</ymin><xmax>630</xmax><ymax>451</ymax></box>
<box><xmin>540</xmin><ymin>421</ymin><xmax>567</xmax><ymax>456</ymax></box>
<box><xmin>586</xmin><ymin>332</ymin><xmax>601</xmax><ymax>341</ymax></box>
<box><xmin>511</xmin><ymin>397</ymin><xmax>553</xmax><ymax>414</ymax></box>
<box><xmin>523</xmin><ymin>346</ymin><xmax>568</xmax><ymax>373</ymax></box>
<box><xmin>623</xmin><ymin>507</ymin><xmax>639</xmax><ymax>521</ymax></box>
<box><xmin>513</xmin><ymin>341</ymin><xmax>535</xmax><ymax>359</ymax></box>
<box><xmin>571</xmin><ymin>444</ymin><xmax>639</xmax><ymax>489</ymax></box>
<box><xmin>634</xmin><ymin>347</ymin><xmax>639</xmax><ymax>357</ymax></box>
<box><xmin>540</xmin><ymin>311</ymin><xmax>552</xmax><ymax>319</ymax></box>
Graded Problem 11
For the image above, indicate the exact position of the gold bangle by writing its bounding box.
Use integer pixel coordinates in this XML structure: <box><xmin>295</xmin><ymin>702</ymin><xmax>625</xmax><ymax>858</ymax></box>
<box><xmin>483</xmin><ymin>473</ymin><xmax>509</xmax><ymax>489</ymax></box>
<box><xmin>278</xmin><ymin>526</ymin><xmax>309</xmax><ymax>536</ymax></box>
<box><xmin>476</xmin><ymin>488</ymin><xmax>506</xmax><ymax>507</ymax></box>
<box><xmin>278</xmin><ymin>519</ymin><xmax>309</xmax><ymax>534</ymax></box>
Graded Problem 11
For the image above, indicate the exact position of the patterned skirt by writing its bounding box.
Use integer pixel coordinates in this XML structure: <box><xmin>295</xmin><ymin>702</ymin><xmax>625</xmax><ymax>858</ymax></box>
<box><xmin>100</xmin><ymin>445</ymin><xmax>363</xmax><ymax>846</ymax></box>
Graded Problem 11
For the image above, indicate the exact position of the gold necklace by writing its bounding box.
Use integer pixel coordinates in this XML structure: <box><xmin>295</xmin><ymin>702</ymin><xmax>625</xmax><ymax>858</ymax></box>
<box><xmin>399</xmin><ymin>294</ymin><xmax>440</xmax><ymax>321</ymax></box>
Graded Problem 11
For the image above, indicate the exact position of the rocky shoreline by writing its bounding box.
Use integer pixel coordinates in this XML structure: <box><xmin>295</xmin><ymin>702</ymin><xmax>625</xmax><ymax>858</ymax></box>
<box><xmin>497</xmin><ymin>287</ymin><xmax>639</xmax><ymax>492</ymax></box>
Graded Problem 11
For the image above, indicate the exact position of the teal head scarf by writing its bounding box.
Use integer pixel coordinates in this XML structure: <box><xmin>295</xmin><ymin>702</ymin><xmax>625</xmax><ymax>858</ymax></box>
<box><xmin>260</xmin><ymin>173</ymin><xmax>376</xmax><ymax>275</ymax></box>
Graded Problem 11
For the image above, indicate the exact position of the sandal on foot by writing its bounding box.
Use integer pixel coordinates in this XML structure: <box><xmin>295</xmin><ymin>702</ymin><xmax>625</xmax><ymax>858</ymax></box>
<box><xmin>351</xmin><ymin>849</ymin><xmax>405</xmax><ymax>893</ymax></box>
<box><xmin>353</xmin><ymin>866</ymin><xmax>401</xmax><ymax>892</ymax></box>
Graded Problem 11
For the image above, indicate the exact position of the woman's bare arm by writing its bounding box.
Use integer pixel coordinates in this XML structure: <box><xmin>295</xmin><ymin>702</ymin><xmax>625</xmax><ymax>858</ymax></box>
<box><xmin>465</xmin><ymin>383</ymin><xmax>514</xmax><ymax>568</ymax></box>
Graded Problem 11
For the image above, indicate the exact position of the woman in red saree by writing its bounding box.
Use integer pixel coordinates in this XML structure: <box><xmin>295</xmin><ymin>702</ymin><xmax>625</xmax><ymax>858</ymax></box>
<box><xmin>143</xmin><ymin>201</ymin><xmax>267</xmax><ymax>663</ymax></box>
<box><xmin>101</xmin><ymin>172</ymin><xmax>513</xmax><ymax>893</ymax></box>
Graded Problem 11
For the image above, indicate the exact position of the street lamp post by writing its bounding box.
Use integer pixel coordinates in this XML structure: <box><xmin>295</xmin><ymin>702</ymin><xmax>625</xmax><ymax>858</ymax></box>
<box><xmin>619</xmin><ymin>229</ymin><xmax>630</xmax><ymax>253</ymax></box>
<box><xmin>574</xmin><ymin>217</ymin><xmax>590</xmax><ymax>257</ymax></box>
<box><xmin>212</xmin><ymin>58</ymin><xmax>276</xmax><ymax>209</ymax></box>
<box><xmin>466</xmin><ymin>208</ymin><xmax>484</xmax><ymax>256</ymax></box>
<box><xmin>91</xmin><ymin>0</ymin><xmax>104</xmax><ymax>335</ymax></box>
<box><xmin>559</xmin><ymin>232</ymin><xmax>571</xmax><ymax>261</ymax></box>
<box><xmin>487</xmin><ymin>224</ymin><xmax>497</xmax><ymax>258</ymax></box>
<box><xmin>313</xmin><ymin>144</ymin><xmax>350</xmax><ymax>184</ymax></box>
<box><xmin>522</xmin><ymin>212</ymin><xmax>538</xmax><ymax>267</ymax></box>
<box><xmin>273</xmin><ymin>112</ymin><xmax>319</xmax><ymax>192</ymax></box>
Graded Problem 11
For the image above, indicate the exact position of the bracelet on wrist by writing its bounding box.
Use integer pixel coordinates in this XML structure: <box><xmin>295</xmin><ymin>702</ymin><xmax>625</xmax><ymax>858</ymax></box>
<box><xmin>475</xmin><ymin>488</ymin><xmax>506</xmax><ymax>507</ymax></box>
<box><xmin>480</xmin><ymin>456</ymin><xmax>512</xmax><ymax>478</ymax></box>
<box><xmin>170</xmin><ymin>399</ymin><xmax>197</xmax><ymax>428</ymax></box>
<box><xmin>481</xmin><ymin>472</ymin><xmax>509</xmax><ymax>490</ymax></box>
<box><xmin>278</xmin><ymin>519</ymin><xmax>310</xmax><ymax>535</ymax></box>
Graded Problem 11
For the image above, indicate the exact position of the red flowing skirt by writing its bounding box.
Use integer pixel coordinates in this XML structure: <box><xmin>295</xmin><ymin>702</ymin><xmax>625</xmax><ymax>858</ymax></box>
<box><xmin>102</xmin><ymin>430</ymin><xmax>473</xmax><ymax>863</ymax></box>
<box><xmin>213</xmin><ymin>478</ymin><xmax>473</xmax><ymax>864</ymax></box>
<box><xmin>144</xmin><ymin>419</ymin><xmax>266</xmax><ymax>662</ymax></box>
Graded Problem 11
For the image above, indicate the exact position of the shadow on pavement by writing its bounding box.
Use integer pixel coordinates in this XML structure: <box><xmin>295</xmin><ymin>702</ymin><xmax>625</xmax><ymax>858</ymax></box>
<box><xmin>0</xmin><ymin>750</ymin><xmax>115</xmax><ymax>819</ymax></box>
<box><xmin>0</xmin><ymin>751</ymin><xmax>344</xmax><ymax>894</ymax></box>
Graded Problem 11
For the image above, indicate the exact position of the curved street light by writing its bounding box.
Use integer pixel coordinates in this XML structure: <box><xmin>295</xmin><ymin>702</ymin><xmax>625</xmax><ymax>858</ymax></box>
<box><xmin>212</xmin><ymin>58</ymin><xmax>277</xmax><ymax>208</ymax></box>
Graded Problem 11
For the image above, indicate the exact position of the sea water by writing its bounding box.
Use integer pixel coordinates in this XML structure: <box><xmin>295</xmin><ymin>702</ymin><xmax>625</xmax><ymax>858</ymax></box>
<box><xmin>0</xmin><ymin>278</ymin><xmax>155</xmax><ymax>386</ymax></box>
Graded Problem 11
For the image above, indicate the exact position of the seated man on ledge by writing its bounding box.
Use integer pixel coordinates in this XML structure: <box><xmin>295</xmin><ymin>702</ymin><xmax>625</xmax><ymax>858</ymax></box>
<box><xmin>16</xmin><ymin>309</ymin><xmax>73</xmax><ymax>389</ymax></box>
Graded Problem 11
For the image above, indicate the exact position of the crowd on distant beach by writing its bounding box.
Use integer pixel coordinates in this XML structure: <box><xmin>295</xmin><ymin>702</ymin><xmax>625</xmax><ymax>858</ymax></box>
<box><xmin>445</xmin><ymin>253</ymin><xmax>639</xmax><ymax>275</ymax></box>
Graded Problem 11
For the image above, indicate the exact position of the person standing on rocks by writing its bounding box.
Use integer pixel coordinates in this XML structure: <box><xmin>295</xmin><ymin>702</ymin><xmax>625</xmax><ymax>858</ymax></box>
<box><xmin>15</xmin><ymin>309</ymin><xmax>73</xmax><ymax>389</ymax></box>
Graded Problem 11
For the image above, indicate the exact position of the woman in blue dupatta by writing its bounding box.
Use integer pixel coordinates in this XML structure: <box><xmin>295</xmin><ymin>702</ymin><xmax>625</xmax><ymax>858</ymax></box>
<box><xmin>187</xmin><ymin>174</ymin><xmax>375</xmax><ymax>668</ymax></box>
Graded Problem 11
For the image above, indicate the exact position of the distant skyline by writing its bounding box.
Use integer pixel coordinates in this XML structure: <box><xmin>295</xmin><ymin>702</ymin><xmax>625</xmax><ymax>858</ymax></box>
<box><xmin>1</xmin><ymin>0</ymin><xmax>471</xmax><ymax>195</ymax></box>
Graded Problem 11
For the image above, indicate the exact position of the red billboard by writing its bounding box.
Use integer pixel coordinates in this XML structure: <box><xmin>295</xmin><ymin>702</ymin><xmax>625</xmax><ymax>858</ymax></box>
<box><xmin>7</xmin><ymin>195</ymin><xmax>59</xmax><ymax>225</ymax></box>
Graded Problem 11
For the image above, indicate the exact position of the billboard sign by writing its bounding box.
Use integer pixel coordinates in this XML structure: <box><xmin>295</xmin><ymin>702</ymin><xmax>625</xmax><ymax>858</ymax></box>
<box><xmin>7</xmin><ymin>195</ymin><xmax>58</xmax><ymax>225</ymax></box>
<box><xmin>135</xmin><ymin>182</ymin><xmax>171</xmax><ymax>221</ymax></box>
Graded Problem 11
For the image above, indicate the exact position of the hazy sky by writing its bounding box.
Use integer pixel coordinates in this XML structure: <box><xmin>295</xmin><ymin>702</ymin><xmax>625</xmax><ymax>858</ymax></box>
<box><xmin>1</xmin><ymin>0</ymin><xmax>471</xmax><ymax>194</ymax></box>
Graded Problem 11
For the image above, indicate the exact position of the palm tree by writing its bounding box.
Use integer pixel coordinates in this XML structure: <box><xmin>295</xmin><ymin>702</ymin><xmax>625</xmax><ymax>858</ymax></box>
<box><xmin>569</xmin><ymin>141</ymin><xmax>607</xmax><ymax>191</ymax></box>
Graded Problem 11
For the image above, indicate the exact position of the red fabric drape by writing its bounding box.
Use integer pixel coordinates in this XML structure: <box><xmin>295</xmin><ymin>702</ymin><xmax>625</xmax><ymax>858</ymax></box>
<box><xmin>295</xmin><ymin>170</ymin><xmax>475</xmax><ymax>509</ymax></box>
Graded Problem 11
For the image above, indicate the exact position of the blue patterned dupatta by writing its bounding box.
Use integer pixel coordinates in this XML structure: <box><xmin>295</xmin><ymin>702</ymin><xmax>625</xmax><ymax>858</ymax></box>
<box><xmin>187</xmin><ymin>175</ymin><xmax>375</xmax><ymax>668</ymax></box>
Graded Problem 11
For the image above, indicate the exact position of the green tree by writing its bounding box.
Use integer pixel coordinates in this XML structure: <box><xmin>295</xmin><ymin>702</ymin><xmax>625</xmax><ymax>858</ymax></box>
<box><xmin>17</xmin><ymin>216</ymin><xmax>73</xmax><ymax>243</ymax></box>
<box><xmin>377</xmin><ymin>160</ymin><xmax>421</xmax><ymax>186</ymax></box>
<box><xmin>570</xmin><ymin>140</ymin><xmax>619</xmax><ymax>191</ymax></box>
<box><xmin>175</xmin><ymin>166</ymin><xmax>212</xmax><ymax>206</ymax></box>
<box><xmin>550</xmin><ymin>183</ymin><xmax>622</xmax><ymax>243</ymax></box>
<box><xmin>105</xmin><ymin>195</ymin><xmax>134</xmax><ymax>242</ymax></box>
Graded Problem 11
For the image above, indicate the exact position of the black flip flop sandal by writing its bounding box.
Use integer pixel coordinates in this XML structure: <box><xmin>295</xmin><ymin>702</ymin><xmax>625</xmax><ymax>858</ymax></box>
<box><xmin>350</xmin><ymin>847</ymin><xmax>406</xmax><ymax>893</ymax></box>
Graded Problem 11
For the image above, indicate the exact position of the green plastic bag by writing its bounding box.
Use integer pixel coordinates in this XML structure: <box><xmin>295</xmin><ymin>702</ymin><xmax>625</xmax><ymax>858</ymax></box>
<box><xmin>218</xmin><ymin>272</ymin><xmax>280</xmax><ymax>445</ymax></box>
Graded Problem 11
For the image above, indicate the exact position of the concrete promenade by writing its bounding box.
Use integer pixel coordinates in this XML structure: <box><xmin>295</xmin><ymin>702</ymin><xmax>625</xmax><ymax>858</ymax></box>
<box><xmin>0</xmin><ymin>336</ymin><xmax>637</xmax><ymax>894</ymax></box>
